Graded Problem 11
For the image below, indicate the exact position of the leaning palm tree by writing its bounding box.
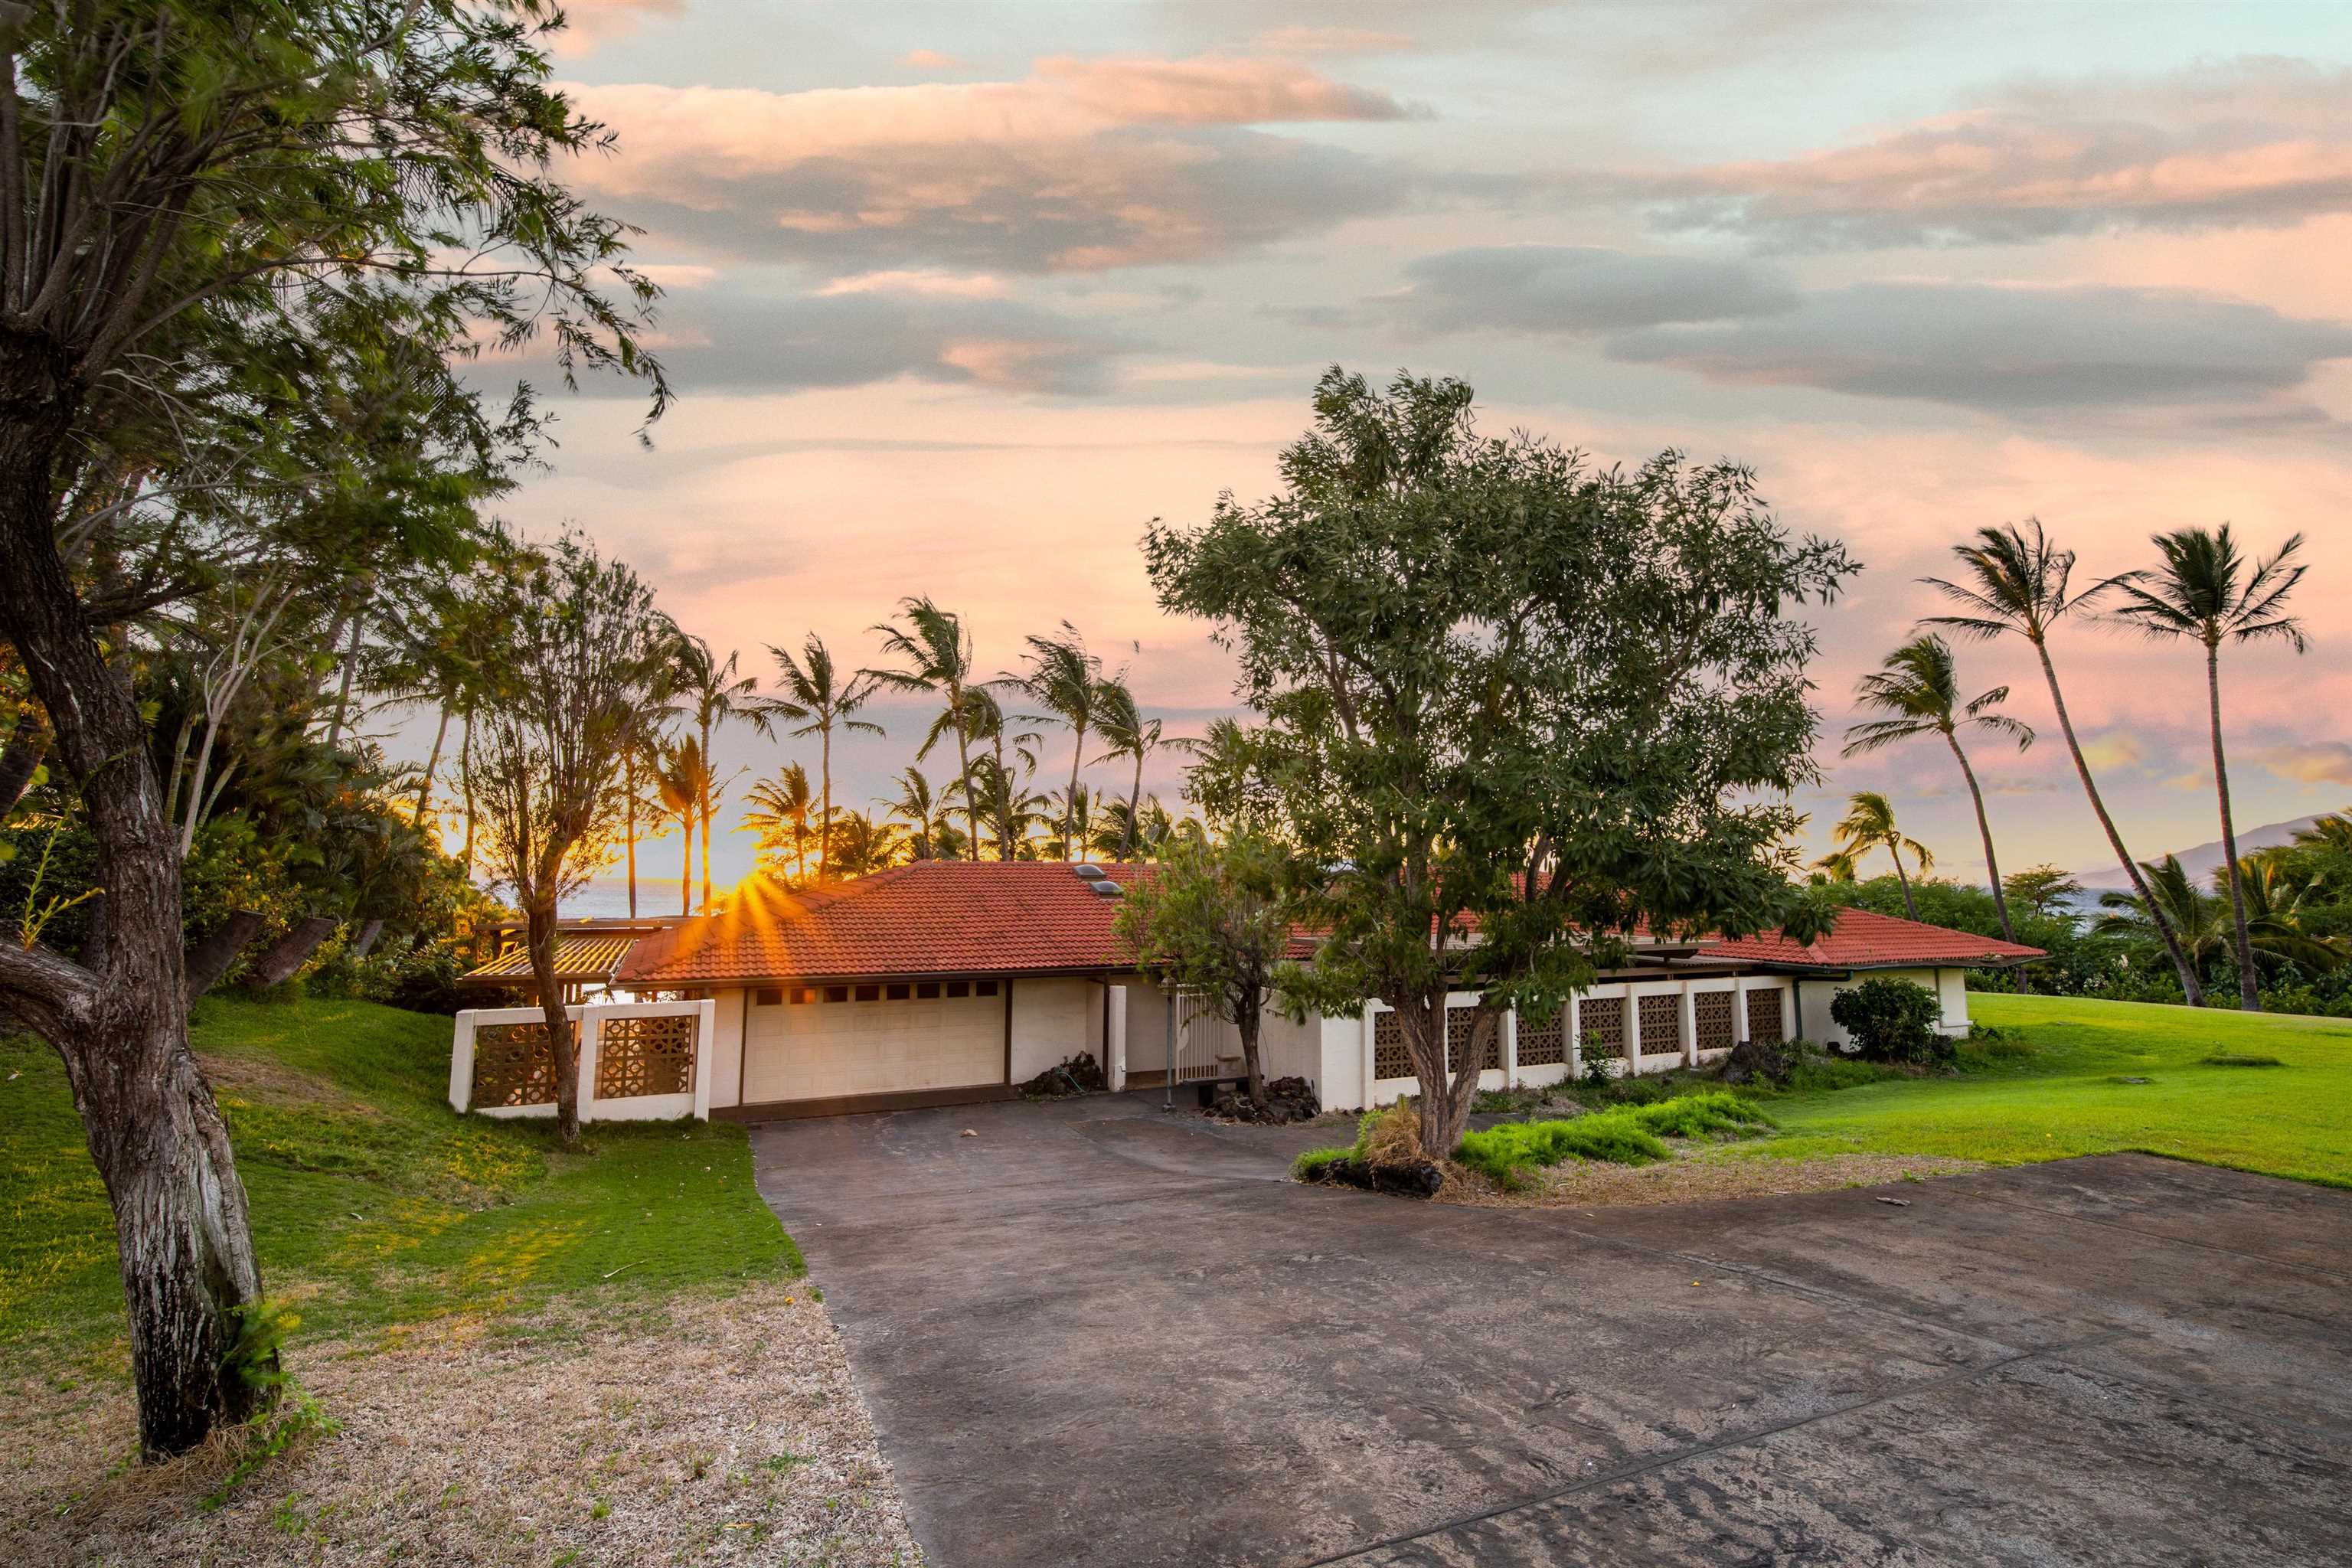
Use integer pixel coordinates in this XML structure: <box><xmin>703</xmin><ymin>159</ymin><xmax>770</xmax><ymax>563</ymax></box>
<box><xmin>2103</xmin><ymin>524</ymin><xmax>2308</xmax><ymax>1011</ymax></box>
<box><xmin>1922</xmin><ymin>519</ymin><xmax>2207</xmax><ymax>1005</ymax></box>
<box><xmin>760</xmin><ymin>634</ymin><xmax>884</xmax><ymax>880</ymax></box>
<box><xmin>1816</xmin><ymin>791</ymin><xmax>1936</xmax><ymax>918</ymax></box>
<box><xmin>674</xmin><ymin>639</ymin><xmax>762</xmax><ymax>912</ymax></box>
<box><xmin>1011</xmin><ymin>623</ymin><xmax>1109</xmax><ymax>862</ymax></box>
<box><xmin>1843</xmin><ymin>635</ymin><xmax>2034</xmax><ymax>941</ymax></box>
<box><xmin>741</xmin><ymin>762</ymin><xmax>816</xmax><ymax>884</ymax></box>
<box><xmin>867</xmin><ymin>598</ymin><xmax>984</xmax><ymax>861</ymax></box>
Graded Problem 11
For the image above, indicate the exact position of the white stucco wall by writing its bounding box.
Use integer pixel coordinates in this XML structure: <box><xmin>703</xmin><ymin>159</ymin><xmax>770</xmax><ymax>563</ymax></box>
<box><xmin>1008</xmin><ymin>976</ymin><xmax>1100</xmax><ymax>1081</ymax></box>
<box><xmin>708</xmin><ymin>986</ymin><xmax>746</xmax><ymax>1109</ymax></box>
<box><xmin>1798</xmin><ymin>967</ymin><xmax>1971</xmax><ymax>1046</ymax></box>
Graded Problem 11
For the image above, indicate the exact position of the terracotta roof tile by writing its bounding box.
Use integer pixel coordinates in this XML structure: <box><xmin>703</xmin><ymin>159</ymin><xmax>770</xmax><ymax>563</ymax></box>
<box><xmin>616</xmin><ymin>863</ymin><xmax>1155</xmax><ymax>986</ymax></box>
<box><xmin>616</xmin><ymin>864</ymin><xmax>2046</xmax><ymax>987</ymax></box>
<box><xmin>1701</xmin><ymin>906</ymin><xmax>2045</xmax><ymax>971</ymax></box>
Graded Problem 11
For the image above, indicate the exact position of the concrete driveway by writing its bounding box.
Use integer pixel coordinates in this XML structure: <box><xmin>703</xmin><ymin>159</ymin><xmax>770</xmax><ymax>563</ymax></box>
<box><xmin>750</xmin><ymin>1093</ymin><xmax>2352</xmax><ymax>1567</ymax></box>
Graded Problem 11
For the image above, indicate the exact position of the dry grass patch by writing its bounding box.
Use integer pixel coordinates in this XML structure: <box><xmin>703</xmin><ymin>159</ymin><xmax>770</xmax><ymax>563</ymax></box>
<box><xmin>2</xmin><ymin>1284</ymin><xmax>922</xmax><ymax>1567</ymax></box>
<box><xmin>1439</xmin><ymin>1143</ymin><xmax>1984</xmax><ymax>1209</ymax></box>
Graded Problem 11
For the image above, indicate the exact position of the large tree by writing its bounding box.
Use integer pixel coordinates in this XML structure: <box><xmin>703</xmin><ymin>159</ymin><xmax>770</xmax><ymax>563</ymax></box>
<box><xmin>2105</xmin><ymin>524</ymin><xmax>2308</xmax><ymax>1011</ymax></box>
<box><xmin>472</xmin><ymin>535</ymin><xmax>675</xmax><ymax>1140</ymax></box>
<box><xmin>1843</xmin><ymin>635</ymin><xmax>2033</xmax><ymax>940</ymax></box>
<box><xmin>0</xmin><ymin>0</ymin><xmax>661</xmax><ymax>1454</ymax></box>
<box><xmin>1147</xmin><ymin>369</ymin><xmax>1854</xmax><ymax>1154</ymax></box>
<box><xmin>1923</xmin><ymin>522</ymin><xmax>2207</xmax><ymax>1005</ymax></box>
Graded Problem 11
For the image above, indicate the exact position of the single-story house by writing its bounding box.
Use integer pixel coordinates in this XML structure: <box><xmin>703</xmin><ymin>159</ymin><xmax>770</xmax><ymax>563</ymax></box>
<box><xmin>534</xmin><ymin>861</ymin><xmax>2043</xmax><ymax>1122</ymax></box>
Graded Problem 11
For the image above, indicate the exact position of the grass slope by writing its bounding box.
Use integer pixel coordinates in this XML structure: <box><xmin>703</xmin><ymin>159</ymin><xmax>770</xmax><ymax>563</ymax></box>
<box><xmin>1</xmin><ymin>996</ymin><xmax>798</xmax><ymax>1357</ymax></box>
<box><xmin>1766</xmin><ymin>993</ymin><xmax>2352</xmax><ymax>1188</ymax></box>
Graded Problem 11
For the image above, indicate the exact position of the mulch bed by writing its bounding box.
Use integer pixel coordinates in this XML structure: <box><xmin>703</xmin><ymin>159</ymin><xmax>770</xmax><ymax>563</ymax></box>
<box><xmin>2</xmin><ymin>1284</ymin><xmax>923</xmax><ymax>1566</ymax></box>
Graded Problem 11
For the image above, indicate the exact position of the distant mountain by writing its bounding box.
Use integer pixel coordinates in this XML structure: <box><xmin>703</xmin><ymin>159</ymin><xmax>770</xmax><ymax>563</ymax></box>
<box><xmin>2076</xmin><ymin>815</ymin><xmax>2324</xmax><ymax>891</ymax></box>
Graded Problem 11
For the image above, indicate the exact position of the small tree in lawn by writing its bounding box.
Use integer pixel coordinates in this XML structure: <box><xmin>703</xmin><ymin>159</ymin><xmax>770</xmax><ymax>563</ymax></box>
<box><xmin>1114</xmin><ymin>832</ymin><xmax>1295</xmax><ymax>1109</ymax></box>
<box><xmin>1148</xmin><ymin>368</ymin><xmax>1855</xmax><ymax>1156</ymax></box>
<box><xmin>473</xmin><ymin>535</ymin><xmax>676</xmax><ymax>1141</ymax></box>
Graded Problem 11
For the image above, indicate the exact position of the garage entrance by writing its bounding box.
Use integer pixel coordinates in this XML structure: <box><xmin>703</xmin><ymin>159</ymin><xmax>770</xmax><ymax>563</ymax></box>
<box><xmin>742</xmin><ymin>978</ymin><xmax>1004</xmax><ymax>1105</ymax></box>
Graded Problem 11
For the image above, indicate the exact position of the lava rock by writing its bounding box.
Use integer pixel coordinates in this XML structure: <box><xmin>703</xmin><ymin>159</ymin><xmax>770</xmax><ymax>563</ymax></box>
<box><xmin>1204</xmin><ymin>1075</ymin><xmax>1321</xmax><ymax>1125</ymax></box>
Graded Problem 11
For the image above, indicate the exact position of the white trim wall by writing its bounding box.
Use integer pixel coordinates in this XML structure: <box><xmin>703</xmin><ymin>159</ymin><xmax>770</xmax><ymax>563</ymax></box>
<box><xmin>450</xmin><ymin>999</ymin><xmax>716</xmax><ymax>1122</ymax></box>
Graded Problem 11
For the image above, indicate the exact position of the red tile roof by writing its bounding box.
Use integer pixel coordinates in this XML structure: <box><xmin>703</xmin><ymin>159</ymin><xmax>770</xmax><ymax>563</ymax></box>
<box><xmin>1701</xmin><ymin>906</ymin><xmax>2045</xmax><ymax>972</ymax></box>
<box><xmin>616</xmin><ymin>863</ymin><xmax>2045</xmax><ymax>987</ymax></box>
<box><xmin>616</xmin><ymin>863</ymin><xmax>1160</xmax><ymax>986</ymax></box>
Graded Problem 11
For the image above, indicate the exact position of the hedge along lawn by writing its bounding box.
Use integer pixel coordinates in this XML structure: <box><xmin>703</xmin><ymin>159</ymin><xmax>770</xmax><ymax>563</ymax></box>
<box><xmin>1760</xmin><ymin>992</ymin><xmax>2352</xmax><ymax>1189</ymax></box>
<box><xmin>0</xmin><ymin>995</ymin><xmax>799</xmax><ymax>1364</ymax></box>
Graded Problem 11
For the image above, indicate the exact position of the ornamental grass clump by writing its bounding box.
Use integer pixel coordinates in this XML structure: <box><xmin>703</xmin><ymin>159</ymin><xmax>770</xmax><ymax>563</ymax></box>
<box><xmin>1453</xmin><ymin>1093</ymin><xmax>1775</xmax><ymax>1188</ymax></box>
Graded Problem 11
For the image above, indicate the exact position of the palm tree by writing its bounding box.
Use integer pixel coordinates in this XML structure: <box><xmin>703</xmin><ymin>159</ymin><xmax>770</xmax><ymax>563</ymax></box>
<box><xmin>652</xmin><ymin>738</ymin><xmax>710</xmax><ymax>919</ymax></box>
<box><xmin>2235</xmin><ymin>854</ymin><xmax>2348</xmax><ymax>975</ymax></box>
<box><xmin>965</xmin><ymin>687</ymin><xmax>1043</xmax><ymax>860</ymax></box>
<box><xmin>1922</xmin><ymin>519</ymin><xmax>2207</xmax><ymax>1005</ymax></box>
<box><xmin>2093</xmin><ymin>855</ymin><xmax>2230</xmax><ymax>975</ymax></box>
<box><xmin>1843</xmin><ymin>635</ymin><xmax>2034</xmax><ymax>941</ymax></box>
<box><xmin>1090</xmin><ymin>677</ymin><xmax>1176</xmax><ymax>862</ymax></box>
<box><xmin>1816</xmin><ymin>790</ymin><xmax>1936</xmax><ymax>918</ymax></box>
<box><xmin>760</xmin><ymin>634</ymin><xmax>883</xmax><ymax>880</ymax></box>
<box><xmin>825</xmin><ymin>809</ymin><xmax>906</xmax><ymax>878</ymax></box>
<box><xmin>868</xmin><ymin>598</ymin><xmax>984</xmax><ymax>861</ymax></box>
<box><xmin>1044</xmin><ymin>782</ymin><xmax>1097</xmax><ymax>862</ymax></box>
<box><xmin>1011</xmin><ymin>623</ymin><xmax>1110</xmax><ymax>862</ymax></box>
<box><xmin>2103</xmin><ymin>524</ymin><xmax>2308</xmax><ymax>1011</ymax></box>
<box><xmin>742</xmin><ymin>762</ymin><xmax>815</xmax><ymax>884</ymax></box>
<box><xmin>617</xmin><ymin>707</ymin><xmax>675</xmax><ymax>919</ymax></box>
<box><xmin>2291</xmin><ymin>812</ymin><xmax>2352</xmax><ymax>858</ymax></box>
<box><xmin>675</xmin><ymin>639</ymin><xmax>762</xmax><ymax>912</ymax></box>
<box><xmin>881</xmin><ymin>766</ymin><xmax>957</xmax><ymax>861</ymax></box>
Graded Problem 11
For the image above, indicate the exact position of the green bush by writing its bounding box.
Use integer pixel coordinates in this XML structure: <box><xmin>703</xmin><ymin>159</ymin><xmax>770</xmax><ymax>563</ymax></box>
<box><xmin>1829</xmin><ymin>976</ymin><xmax>1951</xmax><ymax>1065</ymax></box>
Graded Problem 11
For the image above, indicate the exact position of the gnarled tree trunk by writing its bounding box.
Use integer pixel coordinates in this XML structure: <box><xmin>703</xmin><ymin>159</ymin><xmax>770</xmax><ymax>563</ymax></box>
<box><xmin>0</xmin><ymin>352</ymin><xmax>276</xmax><ymax>1455</ymax></box>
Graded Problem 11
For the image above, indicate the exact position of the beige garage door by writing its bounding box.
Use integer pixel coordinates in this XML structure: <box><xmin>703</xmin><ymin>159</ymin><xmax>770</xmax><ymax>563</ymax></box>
<box><xmin>743</xmin><ymin>981</ymin><xmax>1004</xmax><ymax>1103</ymax></box>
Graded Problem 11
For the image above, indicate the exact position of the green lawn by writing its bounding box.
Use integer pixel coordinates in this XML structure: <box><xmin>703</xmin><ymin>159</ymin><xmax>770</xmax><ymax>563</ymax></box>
<box><xmin>0</xmin><ymin>996</ymin><xmax>799</xmax><ymax>1359</ymax></box>
<box><xmin>1760</xmin><ymin>992</ymin><xmax>2352</xmax><ymax>1188</ymax></box>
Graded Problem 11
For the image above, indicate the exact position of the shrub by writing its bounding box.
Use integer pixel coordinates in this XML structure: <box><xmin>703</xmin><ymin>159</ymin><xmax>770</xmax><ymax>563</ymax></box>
<box><xmin>1829</xmin><ymin>977</ymin><xmax>1951</xmax><ymax>1065</ymax></box>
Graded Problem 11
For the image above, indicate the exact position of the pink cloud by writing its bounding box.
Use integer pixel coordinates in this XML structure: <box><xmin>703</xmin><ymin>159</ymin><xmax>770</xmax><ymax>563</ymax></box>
<box><xmin>560</xmin><ymin>56</ymin><xmax>1410</xmax><ymax>273</ymax></box>
<box><xmin>1639</xmin><ymin>57</ymin><xmax>2352</xmax><ymax>248</ymax></box>
<box><xmin>546</xmin><ymin>0</ymin><xmax>684</xmax><ymax>60</ymax></box>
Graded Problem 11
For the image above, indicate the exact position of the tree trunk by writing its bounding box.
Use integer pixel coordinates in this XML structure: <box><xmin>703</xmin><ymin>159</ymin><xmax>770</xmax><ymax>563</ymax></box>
<box><xmin>160</xmin><ymin>711</ymin><xmax>194</xmax><ymax>826</ymax></box>
<box><xmin>459</xmin><ymin>712</ymin><xmax>477</xmax><ymax>872</ymax></box>
<box><xmin>2207</xmin><ymin>644</ymin><xmax>2261</xmax><ymax>1011</ymax></box>
<box><xmin>1890</xmin><ymin>846</ymin><xmax>1918</xmax><ymax>920</ymax></box>
<box><xmin>956</xmin><ymin>712</ymin><xmax>980</xmax><ymax>862</ymax></box>
<box><xmin>1946</xmin><ymin>732</ymin><xmax>2016</xmax><ymax>942</ymax></box>
<box><xmin>699</xmin><ymin>799</ymin><xmax>712</xmax><ymax>913</ymax></box>
<box><xmin>184</xmin><ymin>911</ymin><xmax>265</xmax><ymax>1002</ymax></box>
<box><xmin>679</xmin><ymin>809</ymin><xmax>692</xmax><ymax>917</ymax></box>
<box><xmin>1125</xmin><ymin>752</ymin><xmax>1144</xmax><ymax>862</ymax></box>
<box><xmin>1235</xmin><ymin>989</ymin><xmax>1267</xmax><ymax>1108</ymax></box>
<box><xmin>1403</xmin><ymin>993</ymin><xmax>1483</xmax><ymax>1157</ymax></box>
<box><xmin>623</xmin><ymin>754</ymin><xmax>639</xmax><ymax>920</ymax></box>
<box><xmin>2034</xmin><ymin>639</ymin><xmax>2207</xmax><ymax>1005</ymax></box>
<box><xmin>178</xmin><ymin>717</ymin><xmax>218</xmax><ymax>859</ymax></box>
<box><xmin>349</xmin><ymin>919</ymin><xmax>385</xmax><ymax>959</ymax></box>
<box><xmin>818</xmin><ymin>726</ymin><xmax>833</xmax><ymax>878</ymax></box>
<box><xmin>1062</xmin><ymin>725</ymin><xmax>1086</xmax><ymax>861</ymax></box>
<box><xmin>325</xmin><ymin>604</ymin><xmax>366</xmax><ymax>751</ymax></box>
<box><xmin>243</xmin><ymin>916</ymin><xmax>338</xmax><ymax>991</ymax></box>
<box><xmin>413</xmin><ymin>705</ymin><xmax>450</xmax><ymax>824</ymax></box>
<box><xmin>0</xmin><ymin>732</ymin><xmax>44</xmax><ymax>815</ymax></box>
<box><xmin>524</xmin><ymin>893</ymin><xmax>580</xmax><ymax>1142</ymax></box>
<box><xmin>0</xmin><ymin>365</ymin><xmax>275</xmax><ymax>1456</ymax></box>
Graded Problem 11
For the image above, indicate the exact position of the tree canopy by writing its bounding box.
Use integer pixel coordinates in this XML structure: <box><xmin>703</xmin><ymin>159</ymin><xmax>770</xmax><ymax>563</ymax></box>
<box><xmin>1145</xmin><ymin>368</ymin><xmax>1855</xmax><ymax>1148</ymax></box>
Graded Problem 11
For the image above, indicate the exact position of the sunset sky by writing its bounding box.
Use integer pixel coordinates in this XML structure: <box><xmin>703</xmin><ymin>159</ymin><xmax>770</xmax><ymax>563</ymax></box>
<box><xmin>469</xmin><ymin>0</ymin><xmax>2352</xmax><ymax>899</ymax></box>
